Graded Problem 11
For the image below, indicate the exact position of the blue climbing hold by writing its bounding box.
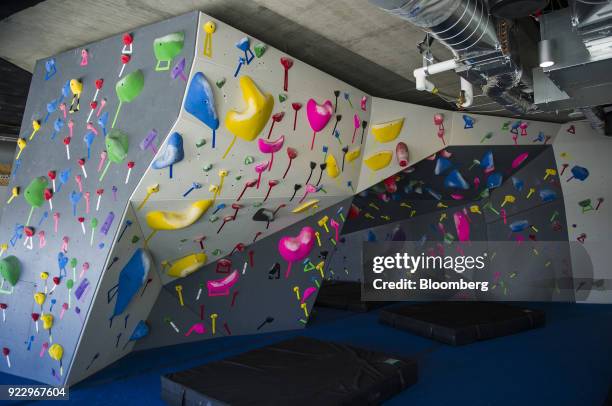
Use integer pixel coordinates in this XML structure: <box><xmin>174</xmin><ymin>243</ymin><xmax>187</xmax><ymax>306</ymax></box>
<box><xmin>184</xmin><ymin>72</ymin><xmax>219</xmax><ymax>134</ymax></box>
<box><xmin>539</xmin><ymin>189</ymin><xmax>557</xmax><ymax>202</ymax></box>
<box><xmin>510</xmin><ymin>220</ymin><xmax>529</xmax><ymax>232</ymax></box>
<box><xmin>109</xmin><ymin>248</ymin><xmax>151</xmax><ymax>321</ymax></box>
<box><xmin>486</xmin><ymin>172</ymin><xmax>503</xmax><ymax>189</ymax></box>
<box><xmin>434</xmin><ymin>157</ymin><xmax>453</xmax><ymax>175</ymax></box>
<box><xmin>152</xmin><ymin>132</ymin><xmax>184</xmax><ymax>170</ymax></box>
<box><xmin>480</xmin><ymin>150</ymin><xmax>494</xmax><ymax>173</ymax></box>
<box><xmin>512</xmin><ymin>177</ymin><xmax>524</xmax><ymax>191</ymax></box>
<box><xmin>444</xmin><ymin>170</ymin><xmax>469</xmax><ymax>190</ymax></box>
<box><xmin>129</xmin><ymin>320</ymin><xmax>149</xmax><ymax>341</ymax></box>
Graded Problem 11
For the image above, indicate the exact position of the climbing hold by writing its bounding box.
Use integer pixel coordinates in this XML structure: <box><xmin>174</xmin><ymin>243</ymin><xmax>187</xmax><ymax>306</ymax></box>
<box><xmin>434</xmin><ymin>157</ymin><xmax>453</xmax><ymax>175</ymax></box>
<box><xmin>396</xmin><ymin>142</ymin><xmax>409</xmax><ymax>167</ymax></box>
<box><xmin>111</xmin><ymin>70</ymin><xmax>144</xmax><ymax>128</ymax></box>
<box><xmin>146</xmin><ymin>200</ymin><xmax>213</xmax><ymax>230</ymax></box>
<box><xmin>153</xmin><ymin>32</ymin><xmax>185</xmax><ymax>71</ymax></box>
<box><xmin>0</xmin><ymin>256</ymin><xmax>21</xmax><ymax>286</ymax></box>
<box><xmin>371</xmin><ymin>118</ymin><xmax>404</xmax><ymax>143</ymax></box>
<box><xmin>325</xmin><ymin>153</ymin><xmax>340</xmax><ymax>178</ymax></box>
<box><xmin>24</xmin><ymin>177</ymin><xmax>48</xmax><ymax>208</ymax></box>
<box><xmin>185</xmin><ymin>72</ymin><xmax>219</xmax><ymax>147</ymax></box>
<box><xmin>444</xmin><ymin>170</ymin><xmax>469</xmax><ymax>190</ymax></box>
<box><xmin>110</xmin><ymin>249</ymin><xmax>151</xmax><ymax>320</ymax></box>
<box><xmin>167</xmin><ymin>253</ymin><xmax>207</xmax><ymax>278</ymax></box>
<box><xmin>224</xmin><ymin>76</ymin><xmax>274</xmax><ymax>158</ymax></box>
<box><xmin>364</xmin><ymin>151</ymin><xmax>393</xmax><ymax>171</ymax></box>
<box><xmin>278</xmin><ymin>227</ymin><xmax>315</xmax><ymax>278</ymax></box>
<box><xmin>486</xmin><ymin>172</ymin><xmax>503</xmax><ymax>189</ymax></box>
<box><xmin>306</xmin><ymin>98</ymin><xmax>333</xmax><ymax>150</ymax></box>
<box><xmin>291</xmin><ymin>199</ymin><xmax>319</xmax><ymax>213</ymax></box>
<box><xmin>207</xmin><ymin>270</ymin><xmax>239</xmax><ymax>296</ymax></box>
<box><xmin>254</xmin><ymin>43</ymin><xmax>267</xmax><ymax>57</ymax></box>
<box><xmin>258</xmin><ymin>136</ymin><xmax>284</xmax><ymax>170</ymax></box>
<box><xmin>152</xmin><ymin>132</ymin><xmax>184</xmax><ymax>171</ymax></box>
<box><xmin>345</xmin><ymin>147</ymin><xmax>361</xmax><ymax>163</ymax></box>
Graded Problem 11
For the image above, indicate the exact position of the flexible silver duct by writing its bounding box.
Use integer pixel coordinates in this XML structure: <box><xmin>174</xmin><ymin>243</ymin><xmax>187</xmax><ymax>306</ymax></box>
<box><xmin>370</xmin><ymin>0</ymin><xmax>499</xmax><ymax>56</ymax></box>
<box><xmin>370</xmin><ymin>0</ymin><xmax>535</xmax><ymax>114</ymax></box>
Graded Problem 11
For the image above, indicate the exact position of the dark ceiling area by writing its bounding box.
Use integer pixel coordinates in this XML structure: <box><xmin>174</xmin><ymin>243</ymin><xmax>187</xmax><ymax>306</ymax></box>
<box><xmin>0</xmin><ymin>0</ymin><xmax>45</xmax><ymax>21</ymax></box>
<box><xmin>0</xmin><ymin>0</ymin><xmax>42</xmax><ymax>140</ymax></box>
<box><xmin>0</xmin><ymin>58</ymin><xmax>30</xmax><ymax>140</ymax></box>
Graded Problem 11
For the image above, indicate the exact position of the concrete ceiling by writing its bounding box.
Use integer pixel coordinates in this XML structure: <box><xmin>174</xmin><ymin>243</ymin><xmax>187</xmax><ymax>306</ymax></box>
<box><xmin>0</xmin><ymin>0</ymin><xmax>571</xmax><ymax>125</ymax></box>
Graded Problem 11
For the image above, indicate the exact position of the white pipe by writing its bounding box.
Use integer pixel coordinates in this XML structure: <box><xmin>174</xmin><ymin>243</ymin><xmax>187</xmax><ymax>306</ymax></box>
<box><xmin>459</xmin><ymin>76</ymin><xmax>473</xmax><ymax>107</ymax></box>
<box><xmin>413</xmin><ymin>59</ymin><xmax>458</xmax><ymax>93</ymax></box>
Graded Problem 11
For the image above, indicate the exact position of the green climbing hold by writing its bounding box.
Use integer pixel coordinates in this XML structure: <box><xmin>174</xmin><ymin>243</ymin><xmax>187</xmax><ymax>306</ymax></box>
<box><xmin>244</xmin><ymin>156</ymin><xmax>255</xmax><ymax>165</ymax></box>
<box><xmin>0</xmin><ymin>256</ymin><xmax>21</xmax><ymax>287</ymax></box>
<box><xmin>66</xmin><ymin>279</ymin><xmax>74</xmax><ymax>290</ymax></box>
<box><xmin>278</xmin><ymin>94</ymin><xmax>287</xmax><ymax>103</ymax></box>
<box><xmin>116</xmin><ymin>70</ymin><xmax>144</xmax><ymax>103</ymax></box>
<box><xmin>254</xmin><ymin>43</ymin><xmax>267</xmax><ymax>58</ymax></box>
<box><xmin>105</xmin><ymin>129</ymin><xmax>129</xmax><ymax>163</ymax></box>
<box><xmin>253</xmin><ymin>202</ymin><xmax>262</xmax><ymax>207</ymax></box>
<box><xmin>153</xmin><ymin>32</ymin><xmax>185</xmax><ymax>71</ymax></box>
<box><xmin>212</xmin><ymin>249</ymin><xmax>222</xmax><ymax>256</ymax></box>
<box><xmin>24</xmin><ymin>177</ymin><xmax>48</xmax><ymax>208</ymax></box>
<box><xmin>216</xmin><ymin>78</ymin><xmax>226</xmax><ymax>88</ymax></box>
<box><xmin>131</xmin><ymin>236</ymin><xmax>140</xmax><ymax>244</ymax></box>
<box><xmin>209</xmin><ymin>215</ymin><xmax>219</xmax><ymax>223</ymax></box>
<box><xmin>196</xmin><ymin>139</ymin><xmax>206</xmax><ymax>148</ymax></box>
<box><xmin>202</xmin><ymin>163</ymin><xmax>213</xmax><ymax>172</ymax></box>
<box><xmin>235</xmin><ymin>175</ymin><xmax>242</xmax><ymax>181</ymax></box>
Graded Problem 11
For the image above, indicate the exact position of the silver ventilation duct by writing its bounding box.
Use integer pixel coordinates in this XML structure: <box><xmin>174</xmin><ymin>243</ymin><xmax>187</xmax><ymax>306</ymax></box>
<box><xmin>370</xmin><ymin>0</ymin><xmax>536</xmax><ymax>114</ymax></box>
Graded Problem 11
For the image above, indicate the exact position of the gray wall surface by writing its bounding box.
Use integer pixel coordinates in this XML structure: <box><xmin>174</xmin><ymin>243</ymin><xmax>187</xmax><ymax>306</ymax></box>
<box><xmin>0</xmin><ymin>11</ymin><xmax>197</xmax><ymax>385</ymax></box>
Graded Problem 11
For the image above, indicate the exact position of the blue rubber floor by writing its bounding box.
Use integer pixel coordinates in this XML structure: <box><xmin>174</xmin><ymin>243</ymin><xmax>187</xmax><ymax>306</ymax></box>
<box><xmin>2</xmin><ymin>302</ymin><xmax>611</xmax><ymax>405</ymax></box>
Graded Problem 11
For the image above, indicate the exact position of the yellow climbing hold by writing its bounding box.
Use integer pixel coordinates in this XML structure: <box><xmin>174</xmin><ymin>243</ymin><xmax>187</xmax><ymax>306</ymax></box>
<box><xmin>41</xmin><ymin>313</ymin><xmax>54</xmax><ymax>330</ymax></box>
<box><xmin>371</xmin><ymin>118</ymin><xmax>404</xmax><ymax>143</ymax></box>
<box><xmin>345</xmin><ymin>148</ymin><xmax>361</xmax><ymax>163</ymax></box>
<box><xmin>167</xmin><ymin>253</ymin><xmax>208</xmax><ymax>278</ymax></box>
<box><xmin>364</xmin><ymin>150</ymin><xmax>393</xmax><ymax>171</ymax></box>
<box><xmin>325</xmin><ymin>154</ymin><xmax>340</xmax><ymax>178</ymax></box>
<box><xmin>146</xmin><ymin>200</ymin><xmax>212</xmax><ymax>230</ymax></box>
<box><xmin>34</xmin><ymin>292</ymin><xmax>46</xmax><ymax>307</ymax></box>
<box><xmin>48</xmin><ymin>343</ymin><xmax>63</xmax><ymax>361</ymax></box>
<box><xmin>292</xmin><ymin>199</ymin><xmax>320</xmax><ymax>213</ymax></box>
<box><xmin>225</xmin><ymin>76</ymin><xmax>274</xmax><ymax>142</ymax></box>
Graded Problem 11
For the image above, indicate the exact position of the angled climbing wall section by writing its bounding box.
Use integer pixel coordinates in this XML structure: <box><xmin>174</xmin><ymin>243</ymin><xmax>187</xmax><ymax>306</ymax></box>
<box><xmin>0</xmin><ymin>12</ymin><xmax>198</xmax><ymax>385</ymax></box>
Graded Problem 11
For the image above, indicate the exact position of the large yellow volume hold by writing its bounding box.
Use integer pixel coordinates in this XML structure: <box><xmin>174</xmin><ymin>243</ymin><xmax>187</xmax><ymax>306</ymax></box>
<box><xmin>146</xmin><ymin>200</ymin><xmax>213</xmax><ymax>230</ymax></box>
<box><xmin>371</xmin><ymin>118</ymin><xmax>404</xmax><ymax>143</ymax></box>
<box><xmin>364</xmin><ymin>151</ymin><xmax>393</xmax><ymax>171</ymax></box>
<box><xmin>225</xmin><ymin>76</ymin><xmax>274</xmax><ymax>142</ymax></box>
<box><xmin>167</xmin><ymin>253</ymin><xmax>207</xmax><ymax>277</ymax></box>
<box><xmin>325</xmin><ymin>154</ymin><xmax>340</xmax><ymax>178</ymax></box>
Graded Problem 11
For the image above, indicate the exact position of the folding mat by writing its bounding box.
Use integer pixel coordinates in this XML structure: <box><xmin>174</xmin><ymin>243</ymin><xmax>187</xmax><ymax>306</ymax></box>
<box><xmin>161</xmin><ymin>336</ymin><xmax>418</xmax><ymax>405</ymax></box>
<box><xmin>314</xmin><ymin>280</ymin><xmax>389</xmax><ymax>312</ymax></box>
<box><xmin>379</xmin><ymin>302</ymin><xmax>545</xmax><ymax>346</ymax></box>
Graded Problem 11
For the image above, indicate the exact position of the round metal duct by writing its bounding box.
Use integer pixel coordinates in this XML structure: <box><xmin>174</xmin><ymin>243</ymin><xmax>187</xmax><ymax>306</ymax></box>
<box><xmin>488</xmin><ymin>0</ymin><xmax>549</xmax><ymax>18</ymax></box>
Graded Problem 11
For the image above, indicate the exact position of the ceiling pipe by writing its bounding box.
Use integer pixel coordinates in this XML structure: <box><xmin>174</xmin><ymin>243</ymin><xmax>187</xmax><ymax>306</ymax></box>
<box><xmin>370</xmin><ymin>0</ymin><xmax>534</xmax><ymax>114</ymax></box>
<box><xmin>414</xmin><ymin>59</ymin><xmax>458</xmax><ymax>92</ymax></box>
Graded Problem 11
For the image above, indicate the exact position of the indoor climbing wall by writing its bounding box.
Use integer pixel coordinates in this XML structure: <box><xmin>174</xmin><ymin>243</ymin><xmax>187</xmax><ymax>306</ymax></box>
<box><xmin>122</xmin><ymin>12</ymin><xmax>368</xmax><ymax>351</ymax></box>
<box><xmin>328</xmin><ymin>144</ymin><xmax>571</xmax><ymax>300</ymax></box>
<box><xmin>134</xmin><ymin>200</ymin><xmax>351</xmax><ymax>350</ymax></box>
<box><xmin>0</xmin><ymin>12</ymin><xmax>198</xmax><ymax>385</ymax></box>
<box><xmin>1</xmin><ymin>7</ymin><xmax>610</xmax><ymax>387</ymax></box>
<box><xmin>553</xmin><ymin>122</ymin><xmax>611</xmax><ymax>303</ymax></box>
<box><xmin>130</xmin><ymin>13</ymin><xmax>370</xmax><ymax>284</ymax></box>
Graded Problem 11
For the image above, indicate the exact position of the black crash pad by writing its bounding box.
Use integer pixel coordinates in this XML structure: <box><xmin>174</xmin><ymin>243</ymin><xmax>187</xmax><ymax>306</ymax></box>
<box><xmin>161</xmin><ymin>336</ymin><xmax>418</xmax><ymax>406</ymax></box>
<box><xmin>379</xmin><ymin>302</ymin><xmax>545</xmax><ymax>346</ymax></box>
<box><xmin>315</xmin><ymin>280</ymin><xmax>389</xmax><ymax>312</ymax></box>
